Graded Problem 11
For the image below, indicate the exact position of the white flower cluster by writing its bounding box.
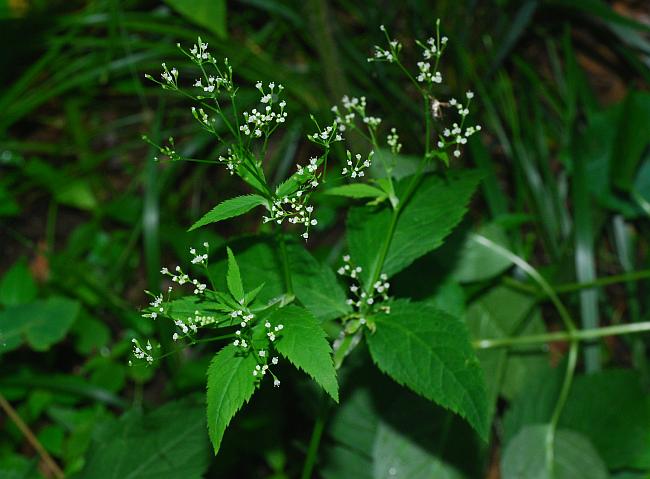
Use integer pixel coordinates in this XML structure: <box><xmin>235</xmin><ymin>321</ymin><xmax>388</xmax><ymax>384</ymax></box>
<box><xmin>387</xmin><ymin>128</ymin><xmax>402</xmax><ymax>154</ymax></box>
<box><xmin>331</xmin><ymin>95</ymin><xmax>382</xmax><ymax>137</ymax></box>
<box><xmin>437</xmin><ymin>92</ymin><xmax>481</xmax><ymax>158</ymax></box>
<box><xmin>142</xmin><ymin>293</ymin><xmax>164</xmax><ymax>320</ymax></box>
<box><xmin>190</xmin><ymin>106</ymin><xmax>216</xmax><ymax>133</ymax></box>
<box><xmin>265</xmin><ymin>155</ymin><xmax>326</xmax><ymax>240</ymax></box>
<box><xmin>307</xmin><ymin>122</ymin><xmax>344</xmax><ymax>148</ymax></box>
<box><xmin>342</xmin><ymin>150</ymin><xmax>374</xmax><ymax>179</ymax></box>
<box><xmin>188</xmin><ymin>38</ymin><xmax>211</xmax><ymax>62</ymax></box>
<box><xmin>337</xmin><ymin>255</ymin><xmax>391</xmax><ymax>315</ymax></box>
<box><xmin>368</xmin><ymin>25</ymin><xmax>402</xmax><ymax>63</ymax></box>
<box><xmin>190</xmin><ymin>243</ymin><xmax>209</xmax><ymax>265</ymax></box>
<box><xmin>161</xmin><ymin>265</ymin><xmax>207</xmax><ymax>295</ymax></box>
<box><xmin>193</xmin><ymin>72</ymin><xmax>231</xmax><ymax>95</ymax></box>
<box><xmin>264</xmin><ymin>193</ymin><xmax>317</xmax><ymax>240</ymax></box>
<box><xmin>240</xmin><ymin>82</ymin><xmax>287</xmax><ymax>138</ymax></box>
<box><xmin>159</xmin><ymin>62</ymin><xmax>178</xmax><ymax>88</ymax></box>
<box><xmin>216</xmin><ymin>148</ymin><xmax>241</xmax><ymax>175</ymax></box>
<box><xmin>415</xmin><ymin>34</ymin><xmax>448</xmax><ymax>84</ymax></box>
<box><xmin>131</xmin><ymin>338</ymin><xmax>154</xmax><ymax>364</ymax></box>
<box><xmin>252</xmin><ymin>354</ymin><xmax>282</xmax><ymax>388</ymax></box>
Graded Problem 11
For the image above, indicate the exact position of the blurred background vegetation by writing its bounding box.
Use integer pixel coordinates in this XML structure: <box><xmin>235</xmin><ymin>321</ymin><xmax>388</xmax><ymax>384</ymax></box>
<box><xmin>1</xmin><ymin>0</ymin><xmax>650</xmax><ymax>477</ymax></box>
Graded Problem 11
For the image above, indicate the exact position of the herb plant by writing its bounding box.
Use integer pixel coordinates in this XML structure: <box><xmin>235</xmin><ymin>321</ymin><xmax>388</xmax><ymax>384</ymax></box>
<box><xmin>138</xmin><ymin>21</ymin><xmax>491</xmax><ymax>458</ymax></box>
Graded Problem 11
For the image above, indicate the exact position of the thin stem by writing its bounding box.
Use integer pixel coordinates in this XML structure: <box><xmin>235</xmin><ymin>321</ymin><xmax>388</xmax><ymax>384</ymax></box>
<box><xmin>546</xmin><ymin>341</ymin><xmax>579</xmax><ymax>476</ymax></box>
<box><xmin>301</xmin><ymin>403</ymin><xmax>328</xmax><ymax>479</ymax></box>
<box><xmin>0</xmin><ymin>393</ymin><xmax>64</xmax><ymax>479</ymax></box>
<box><xmin>474</xmin><ymin>321</ymin><xmax>650</xmax><ymax>349</ymax></box>
<box><xmin>474</xmin><ymin>234</ymin><xmax>577</xmax><ymax>332</ymax></box>
<box><xmin>504</xmin><ymin>269</ymin><xmax>650</xmax><ymax>296</ymax></box>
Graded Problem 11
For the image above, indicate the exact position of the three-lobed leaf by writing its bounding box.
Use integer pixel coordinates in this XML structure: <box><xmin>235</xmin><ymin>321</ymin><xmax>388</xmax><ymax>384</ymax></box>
<box><xmin>206</xmin><ymin>345</ymin><xmax>258</xmax><ymax>454</ymax></box>
<box><xmin>347</xmin><ymin>171</ymin><xmax>482</xmax><ymax>285</ymax></box>
<box><xmin>189</xmin><ymin>195</ymin><xmax>267</xmax><ymax>231</ymax></box>
<box><xmin>365</xmin><ymin>300</ymin><xmax>489</xmax><ymax>440</ymax></box>
<box><xmin>267</xmin><ymin>305</ymin><xmax>339</xmax><ymax>401</ymax></box>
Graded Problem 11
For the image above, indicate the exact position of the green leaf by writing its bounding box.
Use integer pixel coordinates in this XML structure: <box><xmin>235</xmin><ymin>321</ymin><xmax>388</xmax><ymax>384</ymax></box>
<box><xmin>210</xmin><ymin>238</ymin><xmax>350</xmax><ymax>321</ymax></box>
<box><xmin>325</xmin><ymin>183</ymin><xmax>387</xmax><ymax>200</ymax></box>
<box><xmin>0</xmin><ymin>259</ymin><xmax>37</xmax><ymax>306</ymax></box>
<box><xmin>365</xmin><ymin>300</ymin><xmax>489</xmax><ymax>439</ymax></box>
<box><xmin>501</xmin><ymin>425</ymin><xmax>608</xmax><ymax>479</ymax></box>
<box><xmin>164</xmin><ymin>0</ymin><xmax>227</xmax><ymax>38</ymax></box>
<box><xmin>188</xmin><ymin>195</ymin><xmax>267</xmax><ymax>231</ymax></box>
<box><xmin>0</xmin><ymin>297</ymin><xmax>80</xmax><ymax>354</ymax></box>
<box><xmin>348</xmin><ymin>171</ymin><xmax>481</xmax><ymax>285</ymax></box>
<box><xmin>288</xmin><ymin>244</ymin><xmax>351</xmax><ymax>321</ymax></box>
<box><xmin>206</xmin><ymin>345</ymin><xmax>258</xmax><ymax>454</ymax></box>
<box><xmin>560</xmin><ymin>369</ymin><xmax>650</xmax><ymax>469</ymax></box>
<box><xmin>466</xmin><ymin>286</ymin><xmax>547</xmax><ymax>423</ymax></box>
<box><xmin>81</xmin><ymin>398</ymin><xmax>210</xmax><ymax>478</ymax></box>
<box><xmin>226</xmin><ymin>247</ymin><xmax>244</xmax><ymax>303</ymax></box>
<box><xmin>267</xmin><ymin>305</ymin><xmax>339</xmax><ymax>401</ymax></box>
<box><xmin>373</xmin><ymin>422</ymin><xmax>464</xmax><ymax>479</ymax></box>
<box><xmin>612</xmin><ymin>91</ymin><xmax>650</xmax><ymax>191</ymax></box>
<box><xmin>452</xmin><ymin>224</ymin><xmax>512</xmax><ymax>282</ymax></box>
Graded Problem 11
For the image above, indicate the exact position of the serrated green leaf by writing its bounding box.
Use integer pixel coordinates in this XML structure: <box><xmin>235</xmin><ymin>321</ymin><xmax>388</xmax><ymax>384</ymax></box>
<box><xmin>365</xmin><ymin>300</ymin><xmax>488</xmax><ymax>440</ymax></box>
<box><xmin>189</xmin><ymin>195</ymin><xmax>267</xmax><ymax>231</ymax></box>
<box><xmin>0</xmin><ymin>297</ymin><xmax>80</xmax><ymax>354</ymax></box>
<box><xmin>226</xmin><ymin>247</ymin><xmax>244</xmax><ymax>303</ymax></box>
<box><xmin>80</xmin><ymin>398</ymin><xmax>210</xmax><ymax>478</ymax></box>
<box><xmin>348</xmin><ymin>171</ymin><xmax>481</xmax><ymax>285</ymax></box>
<box><xmin>206</xmin><ymin>345</ymin><xmax>258</xmax><ymax>454</ymax></box>
<box><xmin>325</xmin><ymin>183</ymin><xmax>387</xmax><ymax>199</ymax></box>
<box><xmin>501</xmin><ymin>425</ymin><xmax>608</xmax><ymax>479</ymax></box>
<box><xmin>267</xmin><ymin>305</ymin><xmax>339</xmax><ymax>401</ymax></box>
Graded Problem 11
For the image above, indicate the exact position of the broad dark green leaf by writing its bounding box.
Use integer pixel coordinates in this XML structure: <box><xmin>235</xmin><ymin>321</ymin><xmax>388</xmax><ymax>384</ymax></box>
<box><xmin>373</xmin><ymin>422</ymin><xmax>464</xmax><ymax>479</ymax></box>
<box><xmin>164</xmin><ymin>0</ymin><xmax>227</xmax><ymax>38</ymax></box>
<box><xmin>267</xmin><ymin>305</ymin><xmax>339</xmax><ymax>401</ymax></box>
<box><xmin>325</xmin><ymin>183</ymin><xmax>387</xmax><ymax>199</ymax></box>
<box><xmin>501</xmin><ymin>425</ymin><xmax>608</xmax><ymax>479</ymax></box>
<box><xmin>452</xmin><ymin>224</ymin><xmax>512</xmax><ymax>282</ymax></box>
<box><xmin>226</xmin><ymin>247</ymin><xmax>244</xmax><ymax>303</ymax></box>
<box><xmin>366</xmin><ymin>300</ymin><xmax>489</xmax><ymax>439</ymax></box>
<box><xmin>0</xmin><ymin>259</ymin><xmax>37</xmax><ymax>307</ymax></box>
<box><xmin>560</xmin><ymin>369</ymin><xmax>650</xmax><ymax>469</ymax></box>
<box><xmin>188</xmin><ymin>195</ymin><xmax>267</xmax><ymax>231</ymax></box>
<box><xmin>0</xmin><ymin>297</ymin><xmax>80</xmax><ymax>354</ymax></box>
<box><xmin>206</xmin><ymin>345</ymin><xmax>258</xmax><ymax>454</ymax></box>
<box><xmin>466</xmin><ymin>286</ymin><xmax>547</xmax><ymax>412</ymax></box>
<box><xmin>348</xmin><ymin>171</ymin><xmax>481</xmax><ymax>285</ymax></box>
<box><xmin>80</xmin><ymin>399</ymin><xmax>210</xmax><ymax>479</ymax></box>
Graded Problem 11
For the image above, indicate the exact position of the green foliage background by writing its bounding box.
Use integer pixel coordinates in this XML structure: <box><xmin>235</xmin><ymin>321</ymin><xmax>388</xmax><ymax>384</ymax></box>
<box><xmin>1</xmin><ymin>0</ymin><xmax>650</xmax><ymax>478</ymax></box>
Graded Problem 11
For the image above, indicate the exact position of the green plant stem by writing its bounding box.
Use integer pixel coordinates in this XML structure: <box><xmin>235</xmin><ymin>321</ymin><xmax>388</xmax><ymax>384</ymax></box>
<box><xmin>547</xmin><ymin>341</ymin><xmax>579</xmax><ymax>476</ymax></box>
<box><xmin>504</xmin><ymin>268</ymin><xmax>650</xmax><ymax>296</ymax></box>
<box><xmin>474</xmin><ymin>321</ymin><xmax>650</xmax><ymax>349</ymax></box>
<box><xmin>301</xmin><ymin>404</ymin><xmax>328</xmax><ymax>479</ymax></box>
<box><xmin>474</xmin><ymin>234</ymin><xmax>576</xmax><ymax>332</ymax></box>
